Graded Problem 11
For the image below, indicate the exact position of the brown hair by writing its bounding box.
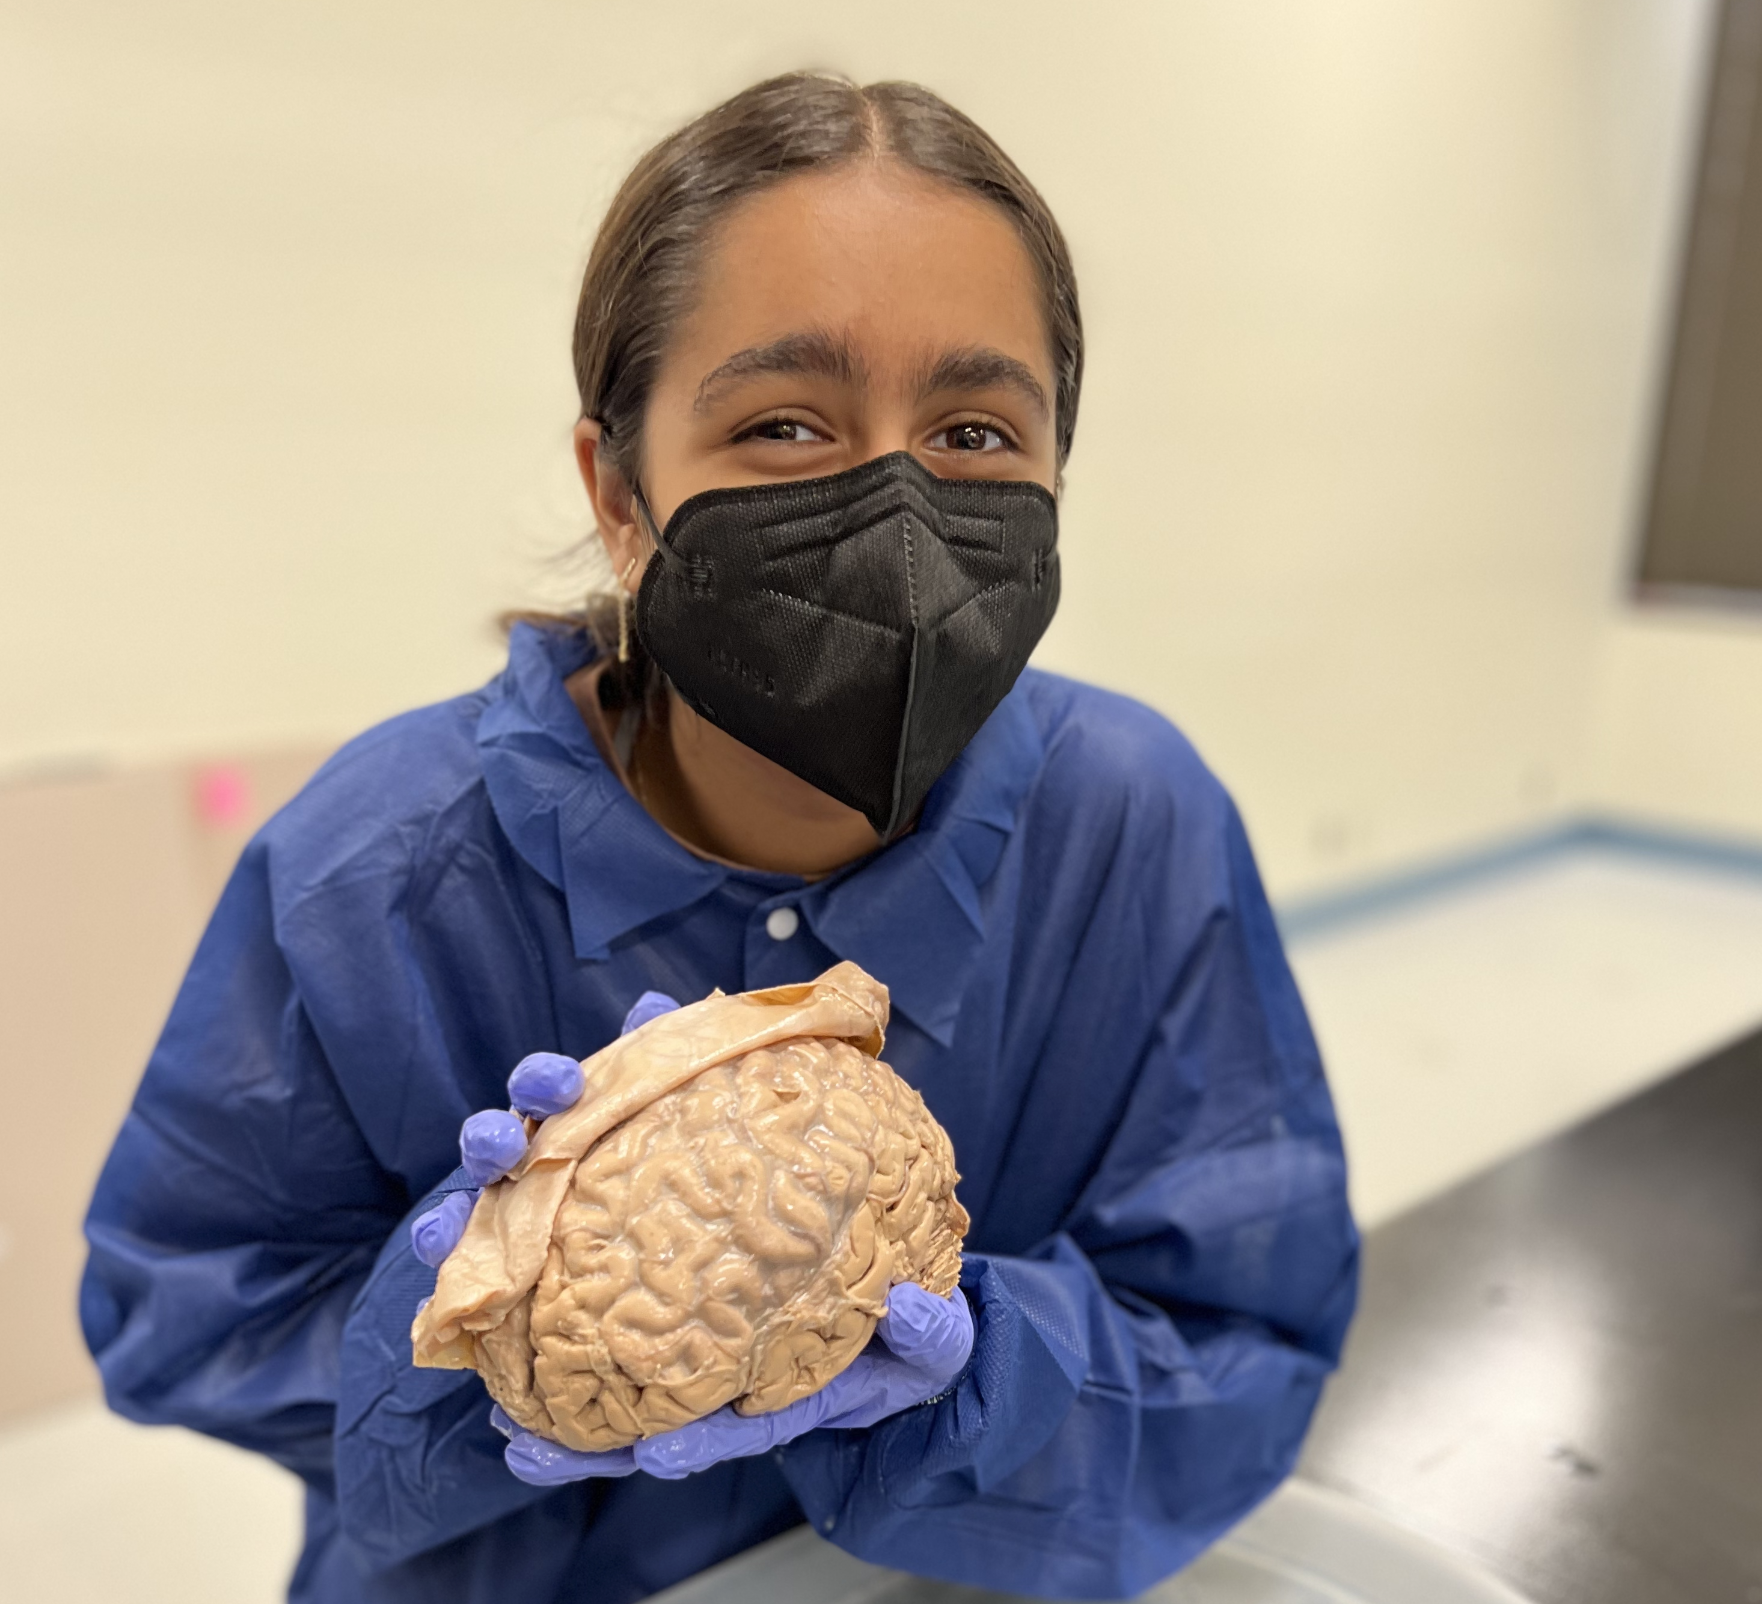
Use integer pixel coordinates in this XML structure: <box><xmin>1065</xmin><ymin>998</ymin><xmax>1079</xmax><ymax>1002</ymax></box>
<box><xmin>575</xmin><ymin>70</ymin><xmax>1084</xmax><ymax>489</ymax></box>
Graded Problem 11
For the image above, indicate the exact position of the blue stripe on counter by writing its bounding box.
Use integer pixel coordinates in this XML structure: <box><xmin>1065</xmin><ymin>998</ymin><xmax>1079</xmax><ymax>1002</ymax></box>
<box><xmin>1276</xmin><ymin>815</ymin><xmax>1762</xmax><ymax>945</ymax></box>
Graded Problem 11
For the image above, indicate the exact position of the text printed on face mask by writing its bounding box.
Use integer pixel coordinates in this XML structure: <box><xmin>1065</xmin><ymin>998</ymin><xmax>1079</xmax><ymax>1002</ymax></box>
<box><xmin>704</xmin><ymin>642</ymin><xmax>777</xmax><ymax>697</ymax></box>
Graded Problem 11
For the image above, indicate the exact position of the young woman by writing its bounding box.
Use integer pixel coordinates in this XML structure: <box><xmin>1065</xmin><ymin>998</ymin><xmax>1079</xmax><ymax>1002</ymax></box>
<box><xmin>82</xmin><ymin>72</ymin><xmax>1357</xmax><ymax>1604</ymax></box>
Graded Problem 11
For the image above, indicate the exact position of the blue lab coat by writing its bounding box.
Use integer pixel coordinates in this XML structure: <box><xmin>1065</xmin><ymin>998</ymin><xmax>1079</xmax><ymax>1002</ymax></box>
<box><xmin>81</xmin><ymin>624</ymin><xmax>1357</xmax><ymax>1602</ymax></box>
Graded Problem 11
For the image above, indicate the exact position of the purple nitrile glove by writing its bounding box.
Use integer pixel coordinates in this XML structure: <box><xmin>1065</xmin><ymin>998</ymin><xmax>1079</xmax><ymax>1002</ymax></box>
<box><xmin>408</xmin><ymin>995</ymin><xmax>681</xmax><ymax>1268</ymax></box>
<box><xmin>507</xmin><ymin>1051</ymin><xmax>585</xmax><ymax>1119</ymax></box>
<box><xmin>458</xmin><ymin>1109</ymin><xmax>528</xmax><ymax>1187</ymax></box>
<box><xmin>490</xmin><ymin>1405</ymin><xmax>638</xmax><ymax>1485</ymax></box>
<box><xmin>410</xmin><ymin>1191</ymin><xmax>476</xmax><ymax>1269</ymax></box>
<box><xmin>499</xmin><ymin>1283</ymin><xmax>974</xmax><ymax>1487</ymax></box>
<box><xmin>621</xmin><ymin>990</ymin><xmax>682</xmax><ymax>1036</ymax></box>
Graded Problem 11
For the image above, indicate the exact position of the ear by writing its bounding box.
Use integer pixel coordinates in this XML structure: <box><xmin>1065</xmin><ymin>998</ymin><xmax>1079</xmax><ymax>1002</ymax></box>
<box><xmin>574</xmin><ymin>419</ymin><xmax>648</xmax><ymax>593</ymax></box>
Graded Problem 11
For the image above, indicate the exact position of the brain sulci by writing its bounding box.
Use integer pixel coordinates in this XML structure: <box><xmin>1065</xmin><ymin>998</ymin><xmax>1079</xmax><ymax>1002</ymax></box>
<box><xmin>412</xmin><ymin>965</ymin><xmax>968</xmax><ymax>1452</ymax></box>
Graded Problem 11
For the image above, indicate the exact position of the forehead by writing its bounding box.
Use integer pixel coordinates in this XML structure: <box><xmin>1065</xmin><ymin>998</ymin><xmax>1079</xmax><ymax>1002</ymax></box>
<box><xmin>663</xmin><ymin>163</ymin><xmax>1052</xmax><ymax>386</ymax></box>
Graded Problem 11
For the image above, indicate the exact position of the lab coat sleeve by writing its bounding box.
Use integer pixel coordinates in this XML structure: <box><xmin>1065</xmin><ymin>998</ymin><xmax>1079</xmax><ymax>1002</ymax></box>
<box><xmin>777</xmin><ymin>807</ymin><xmax>1360</xmax><ymax>1599</ymax></box>
<box><xmin>330</xmin><ymin>1171</ymin><xmax>564</xmax><ymax>1568</ymax></box>
<box><xmin>79</xmin><ymin>846</ymin><xmax>402</xmax><ymax>1489</ymax></box>
<box><xmin>77</xmin><ymin>837</ymin><xmax>523</xmax><ymax>1545</ymax></box>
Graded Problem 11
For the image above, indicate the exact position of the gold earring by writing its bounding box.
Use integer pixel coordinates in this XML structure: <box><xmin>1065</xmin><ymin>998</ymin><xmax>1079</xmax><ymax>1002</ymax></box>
<box><xmin>617</xmin><ymin>554</ymin><xmax>640</xmax><ymax>664</ymax></box>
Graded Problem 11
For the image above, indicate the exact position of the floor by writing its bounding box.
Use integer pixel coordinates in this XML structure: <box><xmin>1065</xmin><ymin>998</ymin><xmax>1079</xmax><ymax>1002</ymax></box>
<box><xmin>7</xmin><ymin>838</ymin><xmax>1762</xmax><ymax>1602</ymax></box>
<box><xmin>0</xmin><ymin>1395</ymin><xmax>303</xmax><ymax>1600</ymax></box>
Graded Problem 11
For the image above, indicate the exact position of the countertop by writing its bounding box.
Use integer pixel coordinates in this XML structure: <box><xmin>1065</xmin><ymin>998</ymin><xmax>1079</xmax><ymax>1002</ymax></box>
<box><xmin>1299</xmin><ymin>1023</ymin><xmax>1762</xmax><ymax>1604</ymax></box>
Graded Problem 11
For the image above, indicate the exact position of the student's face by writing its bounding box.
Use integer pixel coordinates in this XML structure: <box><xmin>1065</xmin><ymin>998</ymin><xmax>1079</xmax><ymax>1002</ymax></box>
<box><xmin>578</xmin><ymin>161</ymin><xmax>1059</xmax><ymax>572</ymax></box>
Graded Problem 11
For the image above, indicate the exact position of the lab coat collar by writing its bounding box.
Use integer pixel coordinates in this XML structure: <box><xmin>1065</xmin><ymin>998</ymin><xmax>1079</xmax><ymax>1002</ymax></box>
<box><xmin>477</xmin><ymin>624</ymin><xmax>1043</xmax><ymax>1043</ymax></box>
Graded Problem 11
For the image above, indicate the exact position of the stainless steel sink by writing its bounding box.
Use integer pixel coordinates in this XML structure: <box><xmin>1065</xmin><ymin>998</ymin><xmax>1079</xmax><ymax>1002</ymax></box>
<box><xmin>649</xmin><ymin>1479</ymin><xmax>1534</xmax><ymax>1604</ymax></box>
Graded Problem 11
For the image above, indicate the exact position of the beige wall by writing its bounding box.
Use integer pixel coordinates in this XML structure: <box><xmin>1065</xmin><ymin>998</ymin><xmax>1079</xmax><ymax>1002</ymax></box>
<box><xmin>1592</xmin><ymin>611</ymin><xmax>1762</xmax><ymax>839</ymax></box>
<box><xmin>0</xmin><ymin>749</ymin><xmax>327</xmax><ymax>1417</ymax></box>
<box><xmin>1</xmin><ymin>0</ymin><xmax>1718</xmax><ymax>894</ymax></box>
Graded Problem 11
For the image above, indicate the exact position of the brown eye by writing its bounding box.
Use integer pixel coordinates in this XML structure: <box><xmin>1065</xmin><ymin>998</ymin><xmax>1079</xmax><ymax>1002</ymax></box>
<box><xmin>744</xmin><ymin>418</ymin><xmax>828</xmax><ymax>444</ymax></box>
<box><xmin>941</xmin><ymin>423</ymin><xmax>1005</xmax><ymax>452</ymax></box>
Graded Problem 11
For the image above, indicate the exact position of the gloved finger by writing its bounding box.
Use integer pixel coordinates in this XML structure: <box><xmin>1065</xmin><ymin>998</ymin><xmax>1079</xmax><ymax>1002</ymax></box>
<box><xmin>488</xmin><ymin>1404</ymin><xmax>518</xmax><ymax>1440</ymax></box>
<box><xmin>410</xmin><ymin>1189</ymin><xmax>477</xmax><ymax>1267</ymax></box>
<box><xmin>504</xmin><ymin>1426</ymin><xmax>639</xmax><ymax>1485</ymax></box>
<box><xmin>507</xmin><ymin>1052</ymin><xmax>584</xmax><ymax>1118</ymax></box>
<box><xmin>875</xmin><ymin>1283</ymin><xmax>974</xmax><ymax>1377</ymax></box>
<box><xmin>632</xmin><ymin>1404</ymin><xmax>785</xmax><ymax>1480</ymax></box>
<box><xmin>810</xmin><ymin>1350</ymin><xmax>922</xmax><ymax>1433</ymax></box>
<box><xmin>718</xmin><ymin>1378</ymin><xmax>851</xmax><ymax>1457</ymax></box>
<box><xmin>460</xmin><ymin>1108</ymin><xmax>528</xmax><ymax>1186</ymax></box>
<box><xmin>621</xmin><ymin>991</ymin><xmax>682</xmax><ymax>1035</ymax></box>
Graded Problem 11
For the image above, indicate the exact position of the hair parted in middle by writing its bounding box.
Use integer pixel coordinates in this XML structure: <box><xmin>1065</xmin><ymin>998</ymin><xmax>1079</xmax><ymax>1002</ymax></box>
<box><xmin>573</xmin><ymin>70</ymin><xmax>1084</xmax><ymax>493</ymax></box>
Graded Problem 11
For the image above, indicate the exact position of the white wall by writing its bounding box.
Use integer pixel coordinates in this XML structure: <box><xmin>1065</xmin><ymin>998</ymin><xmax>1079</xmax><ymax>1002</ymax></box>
<box><xmin>0</xmin><ymin>0</ymin><xmax>1719</xmax><ymax>898</ymax></box>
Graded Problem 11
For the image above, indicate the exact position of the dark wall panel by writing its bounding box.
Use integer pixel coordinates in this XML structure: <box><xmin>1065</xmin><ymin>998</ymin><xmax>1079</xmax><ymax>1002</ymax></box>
<box><xmin>1640</xmin><ymin>0</ymin><xmax>1762</xmax><ymax>596</ymax></box>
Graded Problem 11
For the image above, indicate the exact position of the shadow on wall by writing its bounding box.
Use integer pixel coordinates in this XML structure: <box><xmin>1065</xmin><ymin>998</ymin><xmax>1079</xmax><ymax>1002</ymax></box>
<box><xmin>0</xmin><ymin>748</ymin><xmax>330</xmax><ymax>1422</ymax></box>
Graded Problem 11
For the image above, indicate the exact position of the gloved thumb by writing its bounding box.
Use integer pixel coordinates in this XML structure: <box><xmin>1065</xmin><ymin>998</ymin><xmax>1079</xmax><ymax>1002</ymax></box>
<box><xmin>875</xmin><ymin>1282</ymin><xmax>972</xmax><ymax>1367</ymax></box>
<box><xmin>634</xmin><ymin>1404</ymin><xmax>784</xmax><ymax>1480</ymax></box>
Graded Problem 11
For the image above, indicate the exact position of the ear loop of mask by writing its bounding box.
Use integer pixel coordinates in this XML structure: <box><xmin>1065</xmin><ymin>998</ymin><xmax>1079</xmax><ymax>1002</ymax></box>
<box><xmin>616</xmin><ymin>554</ymin><xmax>639</xmax><ymax>664</ymax></box>
<box><xmin>619</xmin><ymin>483</ymin><xmax>665</xmax><ymax>665</ymax></box>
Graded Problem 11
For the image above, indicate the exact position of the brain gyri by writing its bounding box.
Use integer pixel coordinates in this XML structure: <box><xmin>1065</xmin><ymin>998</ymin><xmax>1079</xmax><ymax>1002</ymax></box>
<box><xmin>412</xmin><ymin>964</ymin><xmax>968</xmax><ymax>1451</ymax></box>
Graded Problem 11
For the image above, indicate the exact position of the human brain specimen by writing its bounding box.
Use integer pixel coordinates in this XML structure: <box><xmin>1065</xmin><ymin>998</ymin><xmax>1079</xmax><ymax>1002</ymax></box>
<box><xmin>411</xmin><ymin>963</ymin><xmax>967</xmax><ymax>1451</ymax></box>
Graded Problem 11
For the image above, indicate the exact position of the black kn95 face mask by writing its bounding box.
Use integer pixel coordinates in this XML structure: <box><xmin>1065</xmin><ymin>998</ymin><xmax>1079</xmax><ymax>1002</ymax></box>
<box><xmin>633</xmin><ymin>451</ymin><xmax>1059</xmax><ymax>840</ymax></box>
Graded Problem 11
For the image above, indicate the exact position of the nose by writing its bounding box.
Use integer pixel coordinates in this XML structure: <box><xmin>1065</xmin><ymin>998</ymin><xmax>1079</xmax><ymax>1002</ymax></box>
<box><xmin>852</xmin><ymin>421</ymin><xmax>917</xmax><ymax>471</ymax></box>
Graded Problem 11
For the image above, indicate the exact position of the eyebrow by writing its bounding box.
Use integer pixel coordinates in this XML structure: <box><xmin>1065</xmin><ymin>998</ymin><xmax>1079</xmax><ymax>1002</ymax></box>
<box><xmin>692</xmin><ymin>332</ymin><xmax>1052</xmax><ymax>420</ymax></box>
<box><xmin>693</xmin><ymin>331</ymin><xmax>867</xmax><ymax>412</ymax></box>
<box><xmin>915</xmin><ymin>346</ymin><xmax>1051</xmax><ymax>418</ymax></box>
